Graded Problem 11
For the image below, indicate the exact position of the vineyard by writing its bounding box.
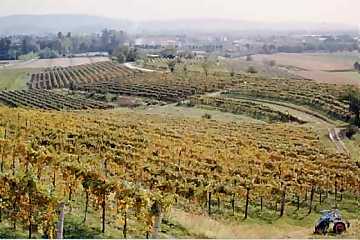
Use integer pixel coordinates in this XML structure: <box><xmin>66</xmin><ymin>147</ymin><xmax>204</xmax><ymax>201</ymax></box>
<box><xmin>0</xmin><ymin>107</ymin><xmax>359</xmax><ymax>238</ymax></box>
<box><xmin>143</xmin><ymin>57</ymin><xmax>206</xmax><ymax>70</ymax></box>
<box><xmin>0</xmin><ymin>89</ymin><xmax>112</xmax><ymax>110</ymax></box>
<box><xmin>76</xmin><ymin>71</ymin><xmax>242</xmax><ymax>103</ymax></box>
<box><xmin>25</xmin><ymin>61</ymin><xmax>354</xmax><ymax>124</ymax></box>
<box><xmin>29</xmin><ymin>61</ymin><xmax>137</xmax><ymax>90</ymax></box>
<box><xmin>190</xmin><ymin>95</ymin><xmax>307</xmax><ymax>123</ymax></box>
<box><xmin>140</xmin><ymin>56</ymin><xmax>227</xmax><ymax>74</ymax></box>
<box><xmin>225</xmin><ymin>77</ymin><xmax>351</xmax><ymax>121</ymax></box>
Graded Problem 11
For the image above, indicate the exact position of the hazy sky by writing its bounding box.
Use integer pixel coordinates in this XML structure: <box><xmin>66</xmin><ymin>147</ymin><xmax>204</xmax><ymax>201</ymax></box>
<box><xmin>1</xmin><ymin>0</ymin><xmax>359</xmax><ymax>24</ymax></box>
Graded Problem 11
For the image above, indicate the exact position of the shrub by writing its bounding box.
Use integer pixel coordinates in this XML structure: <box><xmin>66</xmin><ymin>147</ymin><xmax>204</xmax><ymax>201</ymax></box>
<box><xmin>247</xmin><ymin>66</ymin><xmax>258</xmax><ymax>74</ymax></box>
<box><xmin>246</xmin><ymin>55</ymin><xmax>253</xmax><ymax>61</ymax></box>
<box><xmin>202</xmin><ymin>113</ymin><xmax>212</xmax><ymax>119</ymax></box>
<box><xmin>344</xmin><ymin>125</ymin><xmax>359</xmax><ymax>138</ymax></box>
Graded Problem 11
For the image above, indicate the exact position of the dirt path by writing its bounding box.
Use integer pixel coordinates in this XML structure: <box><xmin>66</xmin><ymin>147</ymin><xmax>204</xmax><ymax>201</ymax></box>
<box><xmin>329</xmin><ymin>128</ymin><xmax>350</xmax><ymax>156</ymax></box>
<box><xmin>124</xmin><ymin>62</ymin><xmax>157</xmax><ymax>72</ymax></box>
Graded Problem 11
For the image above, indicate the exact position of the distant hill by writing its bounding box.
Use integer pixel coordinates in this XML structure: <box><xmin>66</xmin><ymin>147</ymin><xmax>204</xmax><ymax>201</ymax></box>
<box><xmin>0</xmin><ymin>15</ymin><xmax>132</xmax><ymax>35</ymax></box>
<box><xmin>0</xmin><ymin>15</ymin><xmax>356</xmax><ymax>35</ymax></box>
<box><xmin>138</xmin><ymin>18</ymin><xmax>357</xmax><ymax>34</ymax></box>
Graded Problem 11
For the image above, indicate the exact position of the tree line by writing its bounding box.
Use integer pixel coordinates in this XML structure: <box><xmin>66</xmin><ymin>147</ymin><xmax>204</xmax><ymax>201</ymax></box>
<box><xmin>0</xmin><ymin>29</ymin><xmax>129</xmax><ymax>60</ymax></box>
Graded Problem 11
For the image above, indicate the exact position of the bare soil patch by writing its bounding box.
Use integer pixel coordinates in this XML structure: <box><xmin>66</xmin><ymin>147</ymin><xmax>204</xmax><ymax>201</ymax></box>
<box><xmin>3</xmin><ymin>57</ymin><xmax>110</xmax><ymax>69</ymax></box>
<box><xmin>253</xmin><ymin>53</ymin><xmax>360</xmax><ymax>85</ymax></box>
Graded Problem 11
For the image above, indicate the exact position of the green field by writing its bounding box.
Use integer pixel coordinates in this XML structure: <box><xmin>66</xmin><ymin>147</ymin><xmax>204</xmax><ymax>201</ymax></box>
<box><xmin>0</xmin><ymin>68</ymin><xmax>33</xmax><ymax>90</ymax></box>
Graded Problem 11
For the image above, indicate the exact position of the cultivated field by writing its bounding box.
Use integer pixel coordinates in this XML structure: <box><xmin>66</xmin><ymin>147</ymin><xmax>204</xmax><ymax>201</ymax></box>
<box><xmin>2</xmin><ymin>57</ymin><xmax>109</xmax><ymax>69</ymax></box>
<box><xmin>252</xmin><ymin>52</ymin><xmax>360</xmax><ymax>85</ymax></box>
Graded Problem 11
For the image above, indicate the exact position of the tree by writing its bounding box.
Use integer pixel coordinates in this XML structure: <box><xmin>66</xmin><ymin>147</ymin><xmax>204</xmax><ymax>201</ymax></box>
<box><xmin>230</xmin><ymin>67</ymin><xmax>235</xmax><ymax>77</ymax></box>
<box><xmin>354</xmin><ymin>62</ymin><xmax>360</xmax><ymax>72</ymax></box>
<box><xmin>116</xmin><ymin>53</ymin><xmax>126</xmax><ymax>64</ymax></box>
<box><xmin>263</xmin><ymin>59</ymin><xmax>276</xmax><ymax>67</ymax></box>
<box><xmin>21</xmin><ymin>36</ymin><xmax>40</xmax><ymax>55</ymax></box>
<box><xmin>247</xmin><ymin>66</ymin><xmax>258</xmax><ymax>74</ymax></box>
<box><xmin>57</xmin><ymin>32</ymin><xmax>64</xmax><ymax>40</ymax></box>
<box><xmin>101</xmin><ymin>29</ymin><xmax>128</xmax><ymax>53</ymax></box>
<box><xmin>160</xmin><ymin>48</ymin><xmax>176</xmax><ymax>58</ymax></box>
<box><xmin>113</xmin><ymin>45</ymin><xmax>138</xmax><ymax>63</ymax></box>
<box><xmin>0</xmin><ymin>37</ymin><xmax>11</xmax><ymax>50</ymax></box>
<box><xmin>246</xmin><ymin>55</ymin><xmax>253</xmax><ymax>61</ymax></box>
<box><xmin>39</xmin><ymin>48</ymin><xmax>60</xmax><ymax>59</ymax></box>
<box><xmin>127</xmin><ymin>48</ymin><xmax>138</xmax><ymax>62</ymax></box>
<box><xmin>167</xmin><ymin>60</ymin><xmax>176</xmax><ymax>73</ymax></box>
<box><xmin>183</xmin><ymin>64</ymin><xmax>188</xmax><ymax>75</ymax></box>
<box><xmin>268</xmin><ymin>60</ymin><xmax>276</xmax><ymax>67</ymax></box>
<box><xmin>201</xmin><ymin>59</ymin><xmax>211</xmax><ymax>79</ymax></box>
<box><xmin>349</xmin><ymin>89</ymin><xmax>360</xmax><ymax>126</ymax></box>
<box><xmin>0</xmin><ymin>37</ymin><xmax>12</xmax><ymax>59</ymax></box>
<box><xmin>8</xmin><ymin>49</ymin><xmax>19</xmax><ymax>60</ymax></box>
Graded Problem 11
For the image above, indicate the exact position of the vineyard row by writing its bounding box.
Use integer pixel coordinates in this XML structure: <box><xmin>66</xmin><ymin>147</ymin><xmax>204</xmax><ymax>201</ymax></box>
<box><xmin>0</xmin><ymin>89</ymin><xmax>112</xmax><ymax>110</ymax></box>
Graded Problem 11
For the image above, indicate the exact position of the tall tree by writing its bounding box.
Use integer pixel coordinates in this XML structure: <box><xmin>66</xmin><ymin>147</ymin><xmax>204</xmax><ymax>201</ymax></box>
<box><xmin>349</xmin><ymin>88</ymin><xmax>360</xmax><ymax>126</ymax></box>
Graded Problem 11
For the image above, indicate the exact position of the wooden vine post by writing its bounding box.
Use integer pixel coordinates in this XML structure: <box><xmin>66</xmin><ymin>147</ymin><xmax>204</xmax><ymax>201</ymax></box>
<box><xmin>244</xmin><ymin>187</ymin><xmax>250</xmax><ymax>219</ymax></box>
<box><xmin>56</xmin><ymin>203</ymin><xmax>65</xmax><ymax>239</ymax></box>
<box><xmin>279</xmin><ymin>186</ymin><xmax>286</xmax><ymax>217</ymax></box>
<box><xmin>151</xmin><ymin>201</ymin><xmax>162</xmax><ymax>239</ymax></box>
<box><xmin>308</xmin><ymin>186</ymin><xmax>315</xmax><ymax>214</ymax></box>
<box><xmin>208</xmin><ymin>192</ymin><xmax>212</xmax><ymax>215</ymax></box>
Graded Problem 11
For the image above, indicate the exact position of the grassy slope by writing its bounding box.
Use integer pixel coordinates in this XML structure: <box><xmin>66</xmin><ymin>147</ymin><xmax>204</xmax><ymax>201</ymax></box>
<box><xmin>112</xmin><ymin>104</ymin><xmax>265</xmax><ymax>124</ymax></box>
<box><xmin>169</xmin><ymin>192</ymin><xmax>360</xmax><ymax>239</ymax></box>
<box><xmin>344</xmin><ymin>132</ymin><xmax>360</xmax><ymax>162</ymax></box>
<box><xmin>0</xmin><ymin>68</ymin><xmax>33</xmax><ymax>90</ymax></box>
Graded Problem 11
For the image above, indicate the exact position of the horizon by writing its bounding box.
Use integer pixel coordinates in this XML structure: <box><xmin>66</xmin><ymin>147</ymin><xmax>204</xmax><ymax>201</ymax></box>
<box><xmin>0</xmin><ymin>13</ymin><xmax>358</xmax><ymax>27</ymax></box>
<box><xmin>1</xmin><ymin>0</ymin><xmax>360</xmax><ymax>26</ymax></box>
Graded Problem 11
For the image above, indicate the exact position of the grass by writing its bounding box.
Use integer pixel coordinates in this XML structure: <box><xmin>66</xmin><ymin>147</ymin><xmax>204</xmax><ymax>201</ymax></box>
<box><xmin>111</xmin><ymin>103</ymin><xmax>264</xmax><ymax>124</ymax></box>
<box><xmin>18</xmin><ymin>52</ymin><xmax>39</xmax><ymax>61</ymax></box>
<box><xmin>170</xmin><ymin>192</ymin><xmax>360</xmax><ymax>239</ymax></box>
<box><xmin>0</xmin><ymin>68</ymin><xmax>34</xmax><ymax>90</ymax></box>
<box><xmin>344</xmin><ymin>132</ymin><xmax>360</xmax><ymax>162</ymax></box>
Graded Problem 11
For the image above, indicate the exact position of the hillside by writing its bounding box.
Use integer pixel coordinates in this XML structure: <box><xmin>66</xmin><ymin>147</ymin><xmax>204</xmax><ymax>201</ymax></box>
<box><xmin>0</xmin><ymin>14</ymin><xmax>132</xmax><ymax>34</ymax></box>
<box><xmin>0</xmin><ymin>15</ymin><xmax>356</xmax><ymax>35</ymax></box>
